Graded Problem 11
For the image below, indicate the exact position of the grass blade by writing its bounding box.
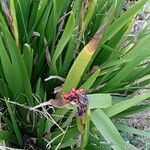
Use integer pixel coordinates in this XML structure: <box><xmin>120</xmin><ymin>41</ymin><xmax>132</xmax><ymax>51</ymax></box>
<box><xmin>88</xmin><ymin>94</ymin><xmax>112</xmax><ymax>109</ymax></box>
<box><xmin>9</xmin><ymin>0</ymin><xmax>19</xmax><ymax>47</ymax></box>
<box><xmin>91</xmin><ymin>108</ymin><xmax>125</xmax><ymax>150</ymax></box>
<box><xmin>4</xmin><ymin>98</ymin><xmax>23</xmax><ymax>147</ymax></box>
<box><xmin>104</xmin><ymin>92</ymin><xmax>150</xmax><ymax>117</ymax></box>
<box><xmin>102</xmin><ymin>0</ymin><xmax>147</xmax><ymax>43</ymax></box>
<box><xmin>0</xmin><ymin>130</ymin><xmax>17</xmax><ymax>144</ymax></box>
<box><xmin>116</xmin><ymin>123</ymin><xmax>150</xmax><ymax>137</ymax></box>
<box><xmin>63</xmin><ymin>23</ymin><xmax>106</xmax><ymax>92</ymax></box>
<box><xmin>22</xmin><ymin>44</ymin><xmax>33</xmax><ymax>78</ymax></box>
<box><xmin>80</xmin><ymin>69</ymin><xmax>100</xmax><ymax>90</ymax></box>
<box><xmin>51</xmin><ymin>12</ymin><xmax>75</xmax><ymax>73</ymax></box>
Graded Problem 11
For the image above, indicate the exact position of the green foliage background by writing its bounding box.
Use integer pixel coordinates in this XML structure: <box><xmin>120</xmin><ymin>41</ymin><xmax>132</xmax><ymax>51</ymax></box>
<box><xmin>0</xmin><ymin>0</ymin><xmax>150</xmax><ymax>149</ymax></box>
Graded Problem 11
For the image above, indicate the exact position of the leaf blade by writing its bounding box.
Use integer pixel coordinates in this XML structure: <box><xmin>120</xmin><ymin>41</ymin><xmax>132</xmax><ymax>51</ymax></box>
<box><xmin>91</xmin><ymin>108</ymin><xmax>125</xmax><ymax>150</ymax></box>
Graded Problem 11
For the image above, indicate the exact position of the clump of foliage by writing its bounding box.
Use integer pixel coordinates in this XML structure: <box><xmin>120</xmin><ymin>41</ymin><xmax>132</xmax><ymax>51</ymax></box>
<box><xmin>0</xmin><ymin>0</ymin><xmax>150</xmax><ymax>149</ymax></box>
